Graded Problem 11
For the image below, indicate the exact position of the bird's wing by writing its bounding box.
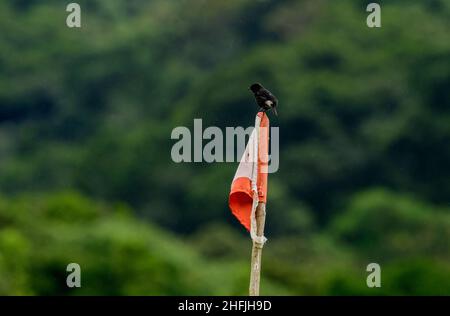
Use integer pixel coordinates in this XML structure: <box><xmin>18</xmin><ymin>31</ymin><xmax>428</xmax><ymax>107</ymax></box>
<box><xmin>259</xmin><ymin>89</ymin><xmax>278</xmax><ymax>106</ymax></box>
<box><xmin>255</xmin><ymin>91</ymin><xmax>266</xmax><ymax>100</ymax></box>
<box><xmin>272</xmin><ymin>96</ymin><xmax>278</xmax><ymax>106</ymax></box>
<box><xmin>257</xmin><ymin>90</ymin><xmax>271</xmax><ymax>101</ymax></box>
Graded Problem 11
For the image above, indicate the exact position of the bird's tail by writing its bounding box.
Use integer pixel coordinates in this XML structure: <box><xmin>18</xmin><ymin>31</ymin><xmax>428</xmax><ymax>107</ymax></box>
<box><xmin>272</xmin><ymin>107</ymin><xmax>278</xmax><ymax>116</ymax></box>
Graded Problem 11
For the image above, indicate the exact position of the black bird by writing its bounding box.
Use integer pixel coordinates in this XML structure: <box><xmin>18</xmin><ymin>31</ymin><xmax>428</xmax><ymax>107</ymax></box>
<box><xmin>249</xmin><ymin>83</ymin><xmax>278</xmax><ymax>116</ymax></box>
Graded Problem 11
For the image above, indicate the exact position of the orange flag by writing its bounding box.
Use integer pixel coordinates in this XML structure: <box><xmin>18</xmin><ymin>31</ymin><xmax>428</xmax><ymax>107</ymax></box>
<box><xmin>229</xmin><ymin>112</ymin><xmax>269</xmax><ymax>241</ymax></box>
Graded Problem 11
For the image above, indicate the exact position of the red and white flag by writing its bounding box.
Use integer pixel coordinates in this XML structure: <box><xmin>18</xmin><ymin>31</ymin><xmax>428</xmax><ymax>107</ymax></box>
<box><xmin>229</xmin><ymin>112</ymin><xmax>269</xmax><ymax>243</ymax></box>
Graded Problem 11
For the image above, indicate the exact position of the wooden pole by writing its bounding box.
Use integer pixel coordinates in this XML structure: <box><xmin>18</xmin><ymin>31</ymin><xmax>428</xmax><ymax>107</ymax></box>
<box><xmin>249</xmin><ymin>202</ymin><xmax>266</xmax><ymax>296</ymax></box>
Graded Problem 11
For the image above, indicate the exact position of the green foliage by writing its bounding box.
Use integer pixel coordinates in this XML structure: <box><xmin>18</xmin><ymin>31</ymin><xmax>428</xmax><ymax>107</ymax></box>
<box><xmin>331</xmin><ymin>190</ymin><xmax>450</xmax><ymax>262</ymax></box>
<box><xmin>0</xmin><ymin>193</ymin><xmax>254</xmax><ymax>295</ymax></box>
<box><xmin>0</xmin><ymin>0</ymin><xmax>449</xmax><ymax>295</ymax></box>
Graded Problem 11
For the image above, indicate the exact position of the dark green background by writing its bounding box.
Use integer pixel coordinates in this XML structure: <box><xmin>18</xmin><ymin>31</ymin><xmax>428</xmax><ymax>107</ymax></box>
<box><xmin>0</xmin><ymin>0</ymin><xmax>449</xmax><ymax>295</ymax></box>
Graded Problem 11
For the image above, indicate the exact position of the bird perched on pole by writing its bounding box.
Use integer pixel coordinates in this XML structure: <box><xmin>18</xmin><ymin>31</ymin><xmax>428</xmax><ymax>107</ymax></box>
<box><xmin>249</xmin><ymin>83</ymin><xmax>278</xmax><ymax>116</ymax></box>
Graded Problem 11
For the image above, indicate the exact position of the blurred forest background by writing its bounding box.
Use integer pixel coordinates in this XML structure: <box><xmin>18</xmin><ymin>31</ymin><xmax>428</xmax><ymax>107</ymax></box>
<box><xmin>0</xmin><ymin>0</ymin><xmax>449</xmax><ymax>295</ymax></box>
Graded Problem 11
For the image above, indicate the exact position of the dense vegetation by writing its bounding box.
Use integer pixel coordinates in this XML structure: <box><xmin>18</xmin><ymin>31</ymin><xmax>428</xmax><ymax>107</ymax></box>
<box><xmin>0</xmin><ymin>0</ymin><xmax>449</xmax><ymax>295</ymax></box>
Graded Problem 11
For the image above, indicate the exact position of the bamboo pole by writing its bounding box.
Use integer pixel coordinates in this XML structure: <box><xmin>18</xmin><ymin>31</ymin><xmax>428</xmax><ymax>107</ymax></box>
<box><xmin>249</xmin><ymin>202</ymin><xmax>266</xmax><ymax>296</ymax></box>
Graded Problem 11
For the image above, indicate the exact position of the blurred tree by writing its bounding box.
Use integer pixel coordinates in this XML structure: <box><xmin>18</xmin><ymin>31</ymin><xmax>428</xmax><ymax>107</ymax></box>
<box><xmin>0</xmin><ymin>0</ymin><xmax>449</xmax><ymax>295</ymax></box>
